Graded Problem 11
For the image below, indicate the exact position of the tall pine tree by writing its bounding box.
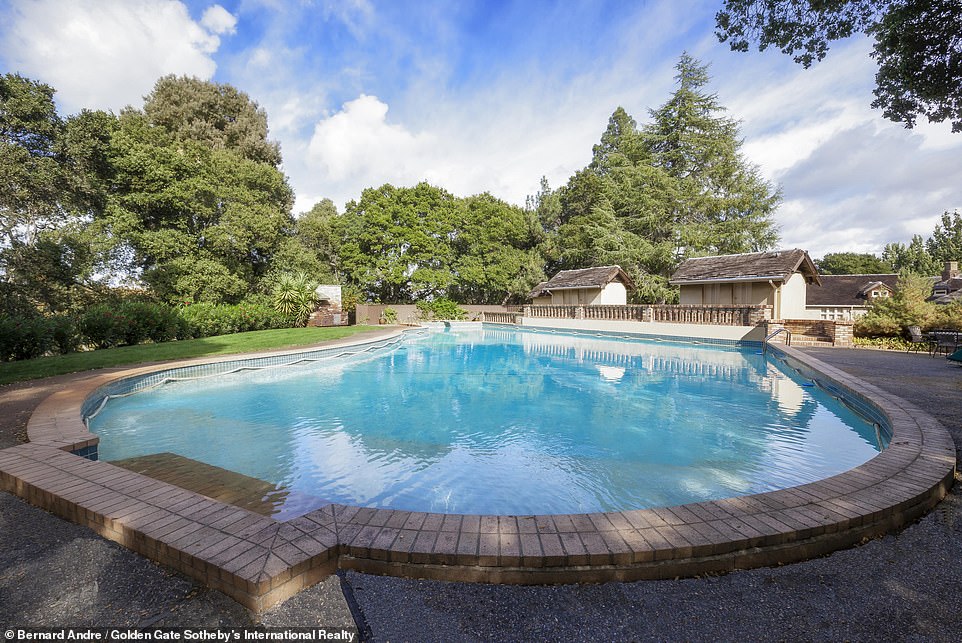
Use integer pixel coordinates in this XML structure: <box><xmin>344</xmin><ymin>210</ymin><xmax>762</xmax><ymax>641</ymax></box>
<box><xmin>641</xmin><ymin>53</ymin><xmax>779</xmax><ymax>258</ymax></box>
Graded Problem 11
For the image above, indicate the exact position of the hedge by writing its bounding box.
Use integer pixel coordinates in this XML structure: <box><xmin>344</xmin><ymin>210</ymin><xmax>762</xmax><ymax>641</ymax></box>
<box><xmin>0</xmin><ymin>298</ymin><xmax>296</xmax><ymax>362</ymax></box>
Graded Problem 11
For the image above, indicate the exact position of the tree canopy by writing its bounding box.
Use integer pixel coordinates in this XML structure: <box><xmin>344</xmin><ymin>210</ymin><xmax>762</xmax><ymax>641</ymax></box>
<box><xmin>544</xmin><ymin>54</ymin><xmax>780</xmax><ymax>302</ymax></box>
<box><xmin>815</xmin><ymin>252</ymin><xmax>892</xmax><ymax>274</ymax></box>
<box><xmin>716</xmin><ymin>0</ymin><xmax>962</xmax><ymax>132</ymax></box>
<box><xmin>0</xmin><ymin>74</ymin><xmax>116</xmax><ymax>314</ymax></box>
<box><xmin>315</xmin><ymin>183</ymin><xmax>542</xmax><ymax>304</ymax></box>
<box><xmin>882</xmin><ymin>210</ymin><xmax>962</xmax><ymax>274</ymax></box>
<box><xmin>101</xmin><ymin>76</ymin><xmax>294</xmax><ymax>303</ymax></box>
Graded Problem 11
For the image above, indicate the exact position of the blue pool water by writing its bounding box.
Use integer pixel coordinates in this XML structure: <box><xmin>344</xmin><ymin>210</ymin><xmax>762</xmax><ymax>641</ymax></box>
<box><xmin>88</xmin><ymin>326</ymin><xmax>885</xmax><ymax>515</ymax></box>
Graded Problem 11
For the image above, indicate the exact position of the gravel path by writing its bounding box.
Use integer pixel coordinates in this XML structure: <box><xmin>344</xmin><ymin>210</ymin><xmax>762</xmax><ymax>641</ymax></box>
<box><xmin>1</xmin><ymin>347</ymin><xmax>960</xmax><ymax>641</ymax></box>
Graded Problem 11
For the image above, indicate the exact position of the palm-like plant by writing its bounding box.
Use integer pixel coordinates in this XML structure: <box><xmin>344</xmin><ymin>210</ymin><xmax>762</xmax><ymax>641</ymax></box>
<box><xmin>271</xmin><ymin>272</ymin><xmax>319</xmax><ymax>326</ymax></box>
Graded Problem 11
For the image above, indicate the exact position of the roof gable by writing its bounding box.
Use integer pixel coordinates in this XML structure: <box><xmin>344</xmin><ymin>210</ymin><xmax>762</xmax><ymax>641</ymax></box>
<box><xmin>806</xmin><ymin>274</ymin><xmax>899</xmax><ymax>306</ymax></box>
<box><xmin>536</xmin><ymin>266</ymin><xmax>635</xmax><ymax>294</ymax></box>
<box><xmin>669</xmin><ymin>250</ymin><xmax>820</xmax><ymax>286</ymax></box>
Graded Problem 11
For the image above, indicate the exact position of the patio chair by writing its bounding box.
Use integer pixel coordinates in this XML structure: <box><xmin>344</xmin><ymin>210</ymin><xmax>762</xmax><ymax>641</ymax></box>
<box><xmin>931</xmin><ymin>329</ymin><xmax>961</xmax><ymax>357</ymax></box>
<box><xmin>906</xmin><ymin>326</ymin><xmax>936</xmax><ymax>354</ymax></box>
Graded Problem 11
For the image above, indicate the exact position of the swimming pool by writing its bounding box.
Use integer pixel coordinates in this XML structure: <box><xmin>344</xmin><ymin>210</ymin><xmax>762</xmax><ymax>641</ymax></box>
<box><xmin>86</xmin><ymin>326</ymin><xmax>886</xmax><ymax>517</ymax></box>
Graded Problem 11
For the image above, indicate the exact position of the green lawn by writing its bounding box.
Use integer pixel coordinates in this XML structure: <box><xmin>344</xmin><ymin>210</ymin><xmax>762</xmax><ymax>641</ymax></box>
<box><xmin>0</xmin><ymin>326</ymin><xmax>382</xmax><ymax>386</ymax></box>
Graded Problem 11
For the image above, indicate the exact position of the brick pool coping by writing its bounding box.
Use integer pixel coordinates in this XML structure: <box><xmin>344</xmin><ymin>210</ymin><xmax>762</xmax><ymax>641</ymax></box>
<box><xmin>0</xmin><ymin>331</ymin><xmax>955</xmax><ymax>613</ymax></box>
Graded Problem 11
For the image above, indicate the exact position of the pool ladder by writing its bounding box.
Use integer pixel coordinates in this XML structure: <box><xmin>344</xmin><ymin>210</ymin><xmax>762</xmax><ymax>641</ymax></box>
<box><xmin>763</xmin><ymin>327</ymin><xmax>792</xmax><ymax>353</ymax></box>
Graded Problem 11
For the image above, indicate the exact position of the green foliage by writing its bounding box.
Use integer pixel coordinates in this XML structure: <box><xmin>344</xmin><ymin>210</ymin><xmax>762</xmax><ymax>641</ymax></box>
<box><xmin>143</xmin><ymin>75</ymin><xmax>282</xmax><ymax>166</ymax></box>
<box><xmin>270</xmin><ymin>272</ymin><xmax>319</xmax><ymax>326</ymax></box>
<box><xmin>0</xmin><ymin>316</ymin><xmax>56</xmax><ymax>361</ymax></box>
<box><xmin>339</xmin><ymin>284</ymin><xmax>363</xmax><ymax>314</ymax></box>
<box><xmin>852</xmin><ymin>336</ymin><xmax>913</xmax><ymax>351</ymax></box>
<box><xmin>716</xmin><ymin>0</ymin><xmax>962</xmax><ymax>132</ymax></box>
<box><xmin>416</xmin><ymin>298</ymin><xmax>467</xmax><ymax>321</ymax></box>
<box><xmin>541</xmin><ymin>54</ymin><xmax>779</xmax><ymax>303</ymax></box>
<box><xmin>882</xmin><ymin>211</ymin><xmax>961</xmax><ymax>276</ymax></box>
<box><xmin>815</xmin><ymin>252</ymin><xmax>892</xmax><ymax>275</ymax></box>
<box><xmin>933</xmin><ymin>301</ymin><xmax>962</xmax><ymax>331</ymax></box>
<box><xmin>855</xmin><ymin>274</ymin><xmax>939</xmax><ymax>336</ymax></box>
<box><xmin>380</xmin><ymin>307</ymin><xmax>398</xmax><ymax>324</ymax></box>
<box><xmin>178</xmin><ymin>299</ymin><xmax>290</xmax><ymax>338</ymax></box>
<box><xmin>78</xmin><ymin>305</ymin><xmax>132</xmax><ymax>349</ymax></box>
<box><xmin>882</xmin><ymin>234</ymin><xmax>942</xmax><ymax>276</ymax></box>
<box><xmin>78</xmin><ymin>301</ymin><xmax>183</xmax><ymax>348</ymax></box>
<box><xmin>926</xmin><ymin>210</ymin><xmax>962</xmax><ymax>263</ymax></box>
<box><xmin>0</xmin><ymin>313</ymin><xmax>82</xmax><ymax>360</ymax></box>
<box><xmin>0</xmin><ymin>75</ymin><xmax>117</xmax><ymax>314</ymax></box>
<box><xmin>102</xmin><ymin>77</ymin><xmax>294</xmax><ymax>304</ymax></box>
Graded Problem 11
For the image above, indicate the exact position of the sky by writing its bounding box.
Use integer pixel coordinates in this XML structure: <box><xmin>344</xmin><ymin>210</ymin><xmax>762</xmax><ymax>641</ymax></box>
<box><xmin>2</xmin><ymin>0</ymin><xmax>960</xmax><ymax>260</ymax></box>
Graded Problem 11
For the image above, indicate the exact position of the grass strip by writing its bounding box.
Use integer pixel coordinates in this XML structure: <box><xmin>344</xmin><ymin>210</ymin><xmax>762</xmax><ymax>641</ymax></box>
<box><xmin>0</xmin><ymin>326</ymin><xmax>381</xmax><ymax>385</ymax></box>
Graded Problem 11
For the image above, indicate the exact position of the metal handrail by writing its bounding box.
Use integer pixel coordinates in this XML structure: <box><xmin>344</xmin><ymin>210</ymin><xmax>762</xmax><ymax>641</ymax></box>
<box><xmin>763</xmin><ymin>327</ymin><xmax>792</xmax><ymax>353</ymax></box>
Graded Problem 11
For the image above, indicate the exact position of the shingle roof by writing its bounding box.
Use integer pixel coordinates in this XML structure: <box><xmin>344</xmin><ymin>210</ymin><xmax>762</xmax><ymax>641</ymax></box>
<box><xmin>527</xmin><ymin>281</ymin><xmax>549</xmax><ymax>299</ymax></box>
<box><xmin>806</xmin><ymin>274</ymin><xmax>899</xmax><ymax>306</ymax></box>
<box><xmin>532</xmin><ymin>266</ymin><xmax>635</xmax><ymax>296</ymax></box>
<box><xmin>669</xmin><ymin>249</ymin><xmax>820</xmax><ymax>285</ymax></box>
<box><xmin>929</xmin><ymin>276</ymin><xmax>962</xmax><ymax>303</ymax></box>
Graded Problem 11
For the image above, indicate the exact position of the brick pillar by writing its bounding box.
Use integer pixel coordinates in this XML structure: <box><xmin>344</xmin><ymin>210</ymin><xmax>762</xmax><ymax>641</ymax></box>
<box><xmin>765</xmin><ymin>320</ymin><xmax>787</xmax><ymax>344</ymax></box>
<box><xmin>750</xmin><ymin>306</ymin><xmax>772</xmax><ymax>326</ymax></box>
<box><xmin>832</xmin><ymin>320</ymin><xmax>854</xmax><ymax>348</ymax></box>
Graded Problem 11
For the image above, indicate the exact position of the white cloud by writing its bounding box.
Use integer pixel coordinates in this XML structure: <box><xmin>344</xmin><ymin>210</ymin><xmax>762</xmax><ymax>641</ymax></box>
<box><xmin>201</xmin><ymin>4</ymin><xmax>237</xmax><ymax>35</ymax></box>
<box><xmin>774</xmin><ymin>122</ymin><xmax>962</xmax><ymax>257</ymax></box>
<box><xmin>0</xmin><ymin>0</ymin><xmax>233</xmax><ymax>113</ymax></box>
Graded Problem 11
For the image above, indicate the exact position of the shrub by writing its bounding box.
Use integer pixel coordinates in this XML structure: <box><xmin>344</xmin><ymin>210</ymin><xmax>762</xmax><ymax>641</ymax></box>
<box><xmin>855</xmin><ymin>274</ymin><xmax>939</xmax><ymax>337</ymax></box>
<box><xmin>78</xmin><ymin>305</ymin><xmax>129</xmax><ymax>349</ymax></box>
<box><xmin>50</xmin><ymin>315</ymin><xmax>81</xmax><ymax>354</ymax></box>
<box><xmin>416</xmin><ymin>298</ymin><xmax>467</xmax><ymax>321</ymax></box>
<box><xmin>853</xmin><ymin>336</ymin><xmax>913</xmax><ymax>351</ymax></box>
<box><xmin>380</xmin><ymin>307</ymin><xmax>398</xmax><ymax>324</ymax></box>
<box><xmin>178</xmin><ymin>300</ymin><xmax>292</xmax><ymax>338</ymax></box>
<box><xmin>0</xmin><ymin>315</ymin><xmax>56</xmax><ymax>361</ymax></box>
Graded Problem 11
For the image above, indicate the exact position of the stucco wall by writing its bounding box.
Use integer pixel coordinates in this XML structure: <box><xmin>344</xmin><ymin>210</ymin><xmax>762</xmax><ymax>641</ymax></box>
<box><xmin>596</xmin><ymin>282</ymin><xmax>628</xmax><ymax>305</ymax></box>
<box><xmin>779</xmin><ymin>273</ymin><xmax>810</xmax><ymax>319</ymax></box>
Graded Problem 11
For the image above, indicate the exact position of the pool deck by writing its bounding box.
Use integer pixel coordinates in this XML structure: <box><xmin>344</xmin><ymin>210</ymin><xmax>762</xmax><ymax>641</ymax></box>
<box><xmin>0</xmin><ymin>330</ymin><xmax>955</xmax><ymax>615</ymax></box>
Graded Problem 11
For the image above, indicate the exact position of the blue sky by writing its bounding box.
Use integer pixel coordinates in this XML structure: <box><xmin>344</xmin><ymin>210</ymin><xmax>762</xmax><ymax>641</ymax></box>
<box><xmin>2</xmin><ymin>0</ymin><xmax>961</xmax><ymax>259</ymax></box>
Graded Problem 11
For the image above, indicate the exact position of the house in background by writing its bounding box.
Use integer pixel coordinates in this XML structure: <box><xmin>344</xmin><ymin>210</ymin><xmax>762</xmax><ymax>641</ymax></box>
<box><xmin>930</xmin><ymin>261</ymin><xmax>962</xmax><ymax>304</ymax></box>
<box><xmin>669</xmin><ymin>249</ymin><xmax>820</xmax><ymax>320</ymax></box>
<box><xmin>805</xmin><ymin>274</ymin><xmax>899</xmax><ymax>320</ymax></box>
<box><xmin>528</xmin><ymin>265</ymin><xmax>635</xmax><ymax>306</ymax></box>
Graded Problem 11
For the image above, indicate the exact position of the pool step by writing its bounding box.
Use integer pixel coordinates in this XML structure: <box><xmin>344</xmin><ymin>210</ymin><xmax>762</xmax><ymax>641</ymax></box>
<box><xmin>789</xmin><ymin>335</ymin><xmax>834</xmax><ymax>347</ymax></box>
<box><xmin>111</xmin><ymin>452</ymin><xmax>328</xmax><ymax>520</ymax></box>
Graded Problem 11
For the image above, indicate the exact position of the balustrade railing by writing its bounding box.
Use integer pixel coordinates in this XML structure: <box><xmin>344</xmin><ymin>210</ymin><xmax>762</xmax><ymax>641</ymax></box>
<box><xmin>481</xmin><ymin>311</ymin><xmax>523</xmax><ymax>325</ymax></box>
<box><xmin>515</xmin><ymin>304</ymin><xmax>771</xmax><ymax>327</ymax></box>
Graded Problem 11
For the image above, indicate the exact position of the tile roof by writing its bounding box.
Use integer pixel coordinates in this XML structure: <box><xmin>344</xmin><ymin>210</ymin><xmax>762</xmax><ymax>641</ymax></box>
<box><xmin>670</xmin><ymin>249</ymin><xmax>820</xmax><ymax>285</ymax></box>
<box><xmin>806</xmin><ymin>274</ymin><xmax>899</xmax><ymax>306</ymax></box>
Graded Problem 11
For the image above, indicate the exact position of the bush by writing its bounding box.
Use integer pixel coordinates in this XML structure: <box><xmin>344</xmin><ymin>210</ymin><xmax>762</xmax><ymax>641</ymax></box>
<box><xmin>79</xmin><ymin>301</ymin><xmax>188</xmax><ymax>348</ymax></box>
<box><xmin>855</xmin><ymin>274</ymin><xmax>939</xmax><ymax>337</ymax></box>
<box><xmin>380</xmin><ymin>307</ymin><xmax>398</xmax><ymax>324</ymax></box>
<box><xmin>50</xmin><ymin>315</ymin><xmax>81</xmax><ymax>354</ymax></box>
<box><xmin>416</xmin><ymin>298</ymin><xmax>467</xmax><ymax>321</ymax></box>
<box><xmin>852</xmin><ymin>336</ymin><xmax>913</xmax><ymax>351</ymax></box>
<box><xmin>178</xmin><ymin>299</ymin><xmax>292</xmax><ymax>339</ymax></box>
<box><xmin>0</xmin><ymin>315</ymin><xmax>56</xmax><ymax>361</ymax></box>
<box><xmin>78</xmin><ymin>305</ymin><xmax>129</xmax><ymax>349</ymax></box>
